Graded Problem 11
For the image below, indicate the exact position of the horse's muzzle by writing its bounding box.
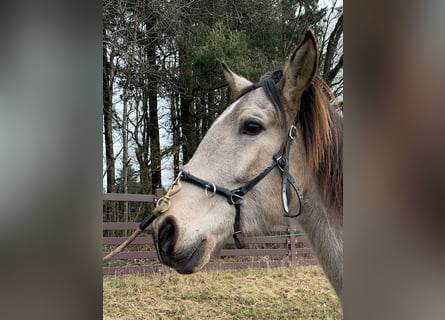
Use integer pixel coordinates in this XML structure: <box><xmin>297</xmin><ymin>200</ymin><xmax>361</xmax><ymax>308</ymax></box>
<box><xmin>156</xmin><ymin>216</ymin><xmax>207</xmax><ymax>274</ymax></box>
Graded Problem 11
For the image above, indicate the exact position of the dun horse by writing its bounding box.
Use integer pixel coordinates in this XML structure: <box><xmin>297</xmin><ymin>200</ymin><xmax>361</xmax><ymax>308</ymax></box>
<box><xmin>152</xmin><ymin>30</ymin><xmax>343</xmax><ymax>301</ymax></box>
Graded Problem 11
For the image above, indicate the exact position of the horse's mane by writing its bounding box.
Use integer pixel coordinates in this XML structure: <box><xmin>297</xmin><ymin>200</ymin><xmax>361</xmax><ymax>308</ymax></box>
<box><xmin>236</xmin><ymin>73</ymin><xmax>343</xmax><ymax>217</ymax></box>
<box><xmin>300</xmin><ymin>75</ymin><xmax>343</xmax><ymax>216</ymax></box>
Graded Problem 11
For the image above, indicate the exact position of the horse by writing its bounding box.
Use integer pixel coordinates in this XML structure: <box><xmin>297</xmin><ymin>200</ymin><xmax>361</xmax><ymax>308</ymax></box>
<box><xmin>152</xmin><ymin>30</ymin><xmax>343</xmax><ymax>301</ymax></box>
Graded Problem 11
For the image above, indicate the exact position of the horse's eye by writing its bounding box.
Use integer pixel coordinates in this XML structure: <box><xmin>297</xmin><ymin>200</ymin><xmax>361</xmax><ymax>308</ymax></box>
<box><xmin>241</xmin><ymin>120</ymin><xmax>264</xmax><ymax>135</ymax></box>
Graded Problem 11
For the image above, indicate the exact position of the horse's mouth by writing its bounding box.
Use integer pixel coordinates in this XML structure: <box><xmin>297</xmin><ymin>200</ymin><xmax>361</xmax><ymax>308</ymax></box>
<box><xmin>158</xmin><ymin>239</ymin><xmax>209</xmax><ymax>274</ymax></box>
<box><xmin>176</xmin><ymin>239</ymin><xmax>208</xmax><ymax>274</ymax></box>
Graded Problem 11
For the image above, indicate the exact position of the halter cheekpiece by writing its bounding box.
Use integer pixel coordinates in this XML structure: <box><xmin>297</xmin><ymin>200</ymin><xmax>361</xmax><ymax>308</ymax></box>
<box><xmin>176</xmin><ymin>71</ymin><xmax>304</xmax><ymax>249</ymax></box>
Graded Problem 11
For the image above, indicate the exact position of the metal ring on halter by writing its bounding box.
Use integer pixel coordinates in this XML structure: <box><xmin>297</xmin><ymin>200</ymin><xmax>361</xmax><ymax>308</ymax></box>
<box><xmin>156</xmin><ymin>195</ymin><xmax>172</xmax><ymax>213</ymax></box>
<box><xmin>230</xmin><ymin>192</ymin><xmax>244</xmax><ymax>205</ymax></box>
<box><xmin>204</xmin><ymin>183</ymin><xmax>216</xmax><ymax>198</ymax></box>
<box><xmin>289</xmin><ymin>124</ymin><xmax>297</xmax><ymax>140</ymax></box>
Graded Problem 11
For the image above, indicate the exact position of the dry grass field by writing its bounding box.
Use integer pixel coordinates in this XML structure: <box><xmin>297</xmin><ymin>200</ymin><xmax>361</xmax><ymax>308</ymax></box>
<box><xmin>103</xmin><ymin>265</ymin><xmax>342</xmax><ymax>319</ymax></box>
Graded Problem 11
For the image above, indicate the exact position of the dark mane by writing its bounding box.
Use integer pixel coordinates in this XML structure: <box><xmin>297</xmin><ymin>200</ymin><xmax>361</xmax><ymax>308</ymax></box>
<box><xmin>236</xmin><ymin>72</ymin><xmax>343</xmax><ymax>217</ymax></box>
<box><xmin>238</xmin><ymin>70</ymin><xmax>285</xmax><ymax>121</ymax></box>
<box><xmin>300</xmin><ymin>75</ymin><xmax>343</xmax><ymax>216</ymax></box>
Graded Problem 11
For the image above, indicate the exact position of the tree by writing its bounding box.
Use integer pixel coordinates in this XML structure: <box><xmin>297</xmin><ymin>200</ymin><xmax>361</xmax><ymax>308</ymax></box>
<box><xmin>318</xmin><ymin>1</ymin><xmax>343</xmax><ymax>99</ymax></box>
<box><xmin>103</xmin><ymin>0</ymin><xmax>343</xmax><ymax>205</ymax></box>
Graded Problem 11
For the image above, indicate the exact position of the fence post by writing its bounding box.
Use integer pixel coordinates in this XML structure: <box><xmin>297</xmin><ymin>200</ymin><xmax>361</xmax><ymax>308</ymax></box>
<box><xmin>288</xmin><ymin>223</ymin><xmax>297</xmax><ymax>266</ymax></box>
<box><xmin>154</xmin><ymin>188</ymin><xmax>164</xmax><ymax>201</ymax></box>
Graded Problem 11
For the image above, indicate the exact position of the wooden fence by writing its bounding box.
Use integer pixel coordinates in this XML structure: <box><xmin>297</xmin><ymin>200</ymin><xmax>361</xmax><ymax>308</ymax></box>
<box><xmin>103</xmin><ymin>192</ymin><xmax>317</xmax><ymax>275</ymax></box>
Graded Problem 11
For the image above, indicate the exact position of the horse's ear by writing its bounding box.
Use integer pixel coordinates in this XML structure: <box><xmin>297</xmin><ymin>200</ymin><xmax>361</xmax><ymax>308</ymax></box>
<box><xmin>219</xmin><ymin>60</ymin><xmax>252</xmax><ymax>100</ymax></box>
<box><xmin>279</xmin><ymin>30</ymin><xmax>319</xmax><ymax>112</ymax></box>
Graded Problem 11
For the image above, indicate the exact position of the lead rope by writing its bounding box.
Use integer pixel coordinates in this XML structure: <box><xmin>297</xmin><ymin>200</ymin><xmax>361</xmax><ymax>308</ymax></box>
<box><xmin>102</xmin><ymin>176</ymin><xmax>182</xmax><ymax>263</ymax></box>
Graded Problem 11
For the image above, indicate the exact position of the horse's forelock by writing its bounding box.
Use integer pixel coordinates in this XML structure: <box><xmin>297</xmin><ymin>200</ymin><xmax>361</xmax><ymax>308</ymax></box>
<box><xmin>236</xmin><ymin>71</ymin><xmax>286</xmax><ymax>122</ymax></box>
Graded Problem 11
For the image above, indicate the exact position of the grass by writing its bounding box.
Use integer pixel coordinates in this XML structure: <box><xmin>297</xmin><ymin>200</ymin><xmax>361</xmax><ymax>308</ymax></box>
<box><xmin>103</xmin><ymin>265</ymin><xmax>342</xmax><ymax>319</ymax></box>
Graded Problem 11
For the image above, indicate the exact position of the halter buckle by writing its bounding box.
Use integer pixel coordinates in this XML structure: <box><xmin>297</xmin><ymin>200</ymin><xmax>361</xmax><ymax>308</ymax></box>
<box><xmin>275</xmin><ymin>154</ymin><xmax>285</xmax><ymax>172</ymax></box>
<box><xmin>229</xmin><ymin>191</ymin><xmax>244</xmax><ymax>205</ymax></box>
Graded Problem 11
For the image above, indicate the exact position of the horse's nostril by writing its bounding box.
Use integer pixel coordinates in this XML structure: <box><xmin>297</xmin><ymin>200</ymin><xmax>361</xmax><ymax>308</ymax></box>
<box><xmin>158</xmin><ymin>217</ymin><xmax>178</xmax><ymax>254</ymax></box>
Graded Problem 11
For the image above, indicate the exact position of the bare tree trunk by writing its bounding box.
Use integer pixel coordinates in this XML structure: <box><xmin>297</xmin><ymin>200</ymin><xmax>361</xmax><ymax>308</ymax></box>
<box><xmin>103</xmin><ymin>40</ymin><xmax>116</xmax><ymax>223</ymax></box>
<box><xmin>177</xmin><ymin>3</ymin><xmax>197</xmax><ymax>164</ymax></box>
<box><xmin>122</xmin><ymin>91</ymin><xmax>129</xmax><ymax>222</ymax></box>
<box><xmin>148</xmin><ymin>93</ymin><xmax>161</xmax><ymax>189</ymax></box>
<box><xmin>139</xmin><ymin>91</ymin><xmax>151</xmax><ymax>196</ymax></box>
<box><xmin>322</xmin><ymin>13</ymin><xmax>343</xmax><ymax>86</ymax></box>
<box><xmin>103</xmin><ymin>47</ymin><xmax>115</xmax><ymax>194</ymax></box>
<box><xmin>171</xmin><ymin>91</ymin><xmax>180</xmax><ymax>175</ymax></box>
<box><xmin>180</xmin><ymin>93</ymin><xmax>196</xmax><ymax>164</ymax></box>
<box><xmin>146</xmin><ymin>20</ymin><xmax>162</xmax><ymax>191</ymax></box>
<box><xmin>195</xmin><ymin>92</ymin><xmax>204</xmax><ymax>141</ymax></box>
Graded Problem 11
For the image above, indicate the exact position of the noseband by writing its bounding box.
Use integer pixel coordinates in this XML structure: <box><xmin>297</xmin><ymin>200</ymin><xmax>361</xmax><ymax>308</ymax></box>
<box><xmin>178</xmin><ymin>113</ymin><xmax>304</xmax><ymax>249</ymax></box>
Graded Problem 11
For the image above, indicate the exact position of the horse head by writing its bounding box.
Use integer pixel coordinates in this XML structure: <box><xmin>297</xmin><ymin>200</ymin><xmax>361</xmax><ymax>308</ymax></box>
<box><xmin>152</xmin><ymin>31</ymin><xmax>343</xmax><ymax>300</ymax></box>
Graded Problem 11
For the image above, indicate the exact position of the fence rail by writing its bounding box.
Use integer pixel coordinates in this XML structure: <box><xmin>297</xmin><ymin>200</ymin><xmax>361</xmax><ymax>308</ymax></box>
<box><xmin>103</xmin><ymin>193</ymin><xmax>317</xmax><ymax>275</ymax></box>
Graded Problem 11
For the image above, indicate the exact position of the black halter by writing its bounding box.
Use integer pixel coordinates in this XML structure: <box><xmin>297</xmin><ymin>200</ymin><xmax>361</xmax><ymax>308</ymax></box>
<box><xmin>177</xmin><ymin>72</ymin><xmax>304</xmax><ymax>249</ymax></box>
<box><xmin>178</xmin><ymin>119</ymin><xmax>304</xmax><ymax>249</ymax></box>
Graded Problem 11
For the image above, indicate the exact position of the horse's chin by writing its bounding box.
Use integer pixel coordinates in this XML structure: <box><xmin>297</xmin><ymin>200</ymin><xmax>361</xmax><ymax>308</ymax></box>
<box><xmin>170</xmin><ymin>236</ymin><xmax>216</xmax><ymax>274</ymax></box>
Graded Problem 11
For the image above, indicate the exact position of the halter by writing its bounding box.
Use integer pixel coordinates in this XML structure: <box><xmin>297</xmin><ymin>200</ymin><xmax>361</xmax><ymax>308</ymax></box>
<box><xmin>175</xmin><ymin>72</ymin><xmax>305</xmax><ymax>249</ymax></box>
<box><xmin>102</xmin><ymin>73</ymin><xmax>305</xmax><ymax>263</ymax></box>
<box><xmin>177</xmin><ymin>113</ymin><xmax>304</xmax><ymax>249</ymax></box>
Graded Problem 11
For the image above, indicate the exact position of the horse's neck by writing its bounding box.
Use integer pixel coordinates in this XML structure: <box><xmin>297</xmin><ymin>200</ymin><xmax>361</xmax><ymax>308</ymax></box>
<box><xmin>297</xmin><ymin>193</ymin><xmax>343</xmax><ymax>301</ymax></box>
